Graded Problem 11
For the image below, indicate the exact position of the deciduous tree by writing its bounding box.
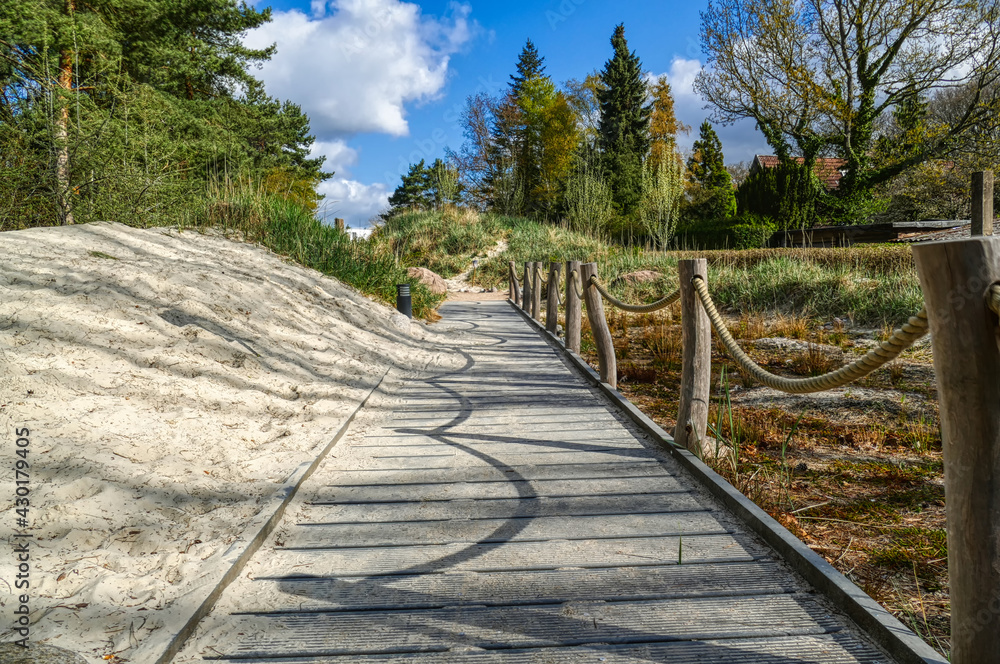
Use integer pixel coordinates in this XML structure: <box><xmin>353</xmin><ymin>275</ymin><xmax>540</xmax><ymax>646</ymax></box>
<box><xmin>696</xmin><ymin>0</ymin><xmax>1000</xmax><ymax>201</ymax></box>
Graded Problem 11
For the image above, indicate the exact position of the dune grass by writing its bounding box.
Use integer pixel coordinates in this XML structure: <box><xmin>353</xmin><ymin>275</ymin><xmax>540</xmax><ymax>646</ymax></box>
<box><xmin>383</xmin><ymin>208</ymin><xmax>922</xmax><ymax>326</ymax></box>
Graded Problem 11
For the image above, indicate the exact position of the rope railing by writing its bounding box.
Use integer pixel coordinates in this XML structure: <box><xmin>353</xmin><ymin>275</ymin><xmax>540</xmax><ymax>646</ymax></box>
<box><xmin>511</xmin><ymin>197</ymin><xmax>1000</xmax><ymax>658</ymax></box>
<box><xmin>569</xmin><ymin>270</ymin><xmax>584</xmax><ymax>299</ymax></box>
<box><xmin>691</xmin><ymin>276</ymin><xmax>929</xmax><ymax>394</ymax></box>
<box><xmin>589</xmin><ymin>275</ymin><xmax>681</xmax><ymax>314</ymax></box>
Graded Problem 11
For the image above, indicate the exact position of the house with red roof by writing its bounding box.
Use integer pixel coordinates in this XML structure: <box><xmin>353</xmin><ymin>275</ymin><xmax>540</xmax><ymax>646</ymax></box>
<box><xmin>750</xmin><ymin>155</ymin><xmax>849</xmax><ymax>190</ymax></box>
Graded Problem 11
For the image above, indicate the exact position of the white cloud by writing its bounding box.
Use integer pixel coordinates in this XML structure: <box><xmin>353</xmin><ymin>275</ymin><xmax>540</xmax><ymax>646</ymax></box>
<box><xmin>316</xmin><ymin>178</ymin><xmax>390</xmax><ymax>227</ymax></box>
<box><xmin>650</xmin><ymin>57</ymin><xmax>770</xmax><ymax>163</ymax></box>
<box><xmin>246</xmin><ymin>0</ymin><xmax>475</xmax><ymax>138</ymax></box>
<box><xmin>310</xmin><ymin>139</ymin><xmax>359</xmax><ymax>177</ymax></box>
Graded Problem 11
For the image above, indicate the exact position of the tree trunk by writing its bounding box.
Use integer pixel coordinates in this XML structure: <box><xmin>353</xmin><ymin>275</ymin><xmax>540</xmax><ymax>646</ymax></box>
<box><xmin>55</xmin><ymin>1</ymin><xmax>75</xmax><ymax>225</ymax></box>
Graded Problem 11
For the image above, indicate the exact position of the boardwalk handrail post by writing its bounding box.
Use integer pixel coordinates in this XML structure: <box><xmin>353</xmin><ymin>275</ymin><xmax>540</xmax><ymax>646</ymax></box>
<box><xmin>580</xmin><ymin>262</ymin><xmax>616</xmax><ymax>388</ymax></box>
<box><xmin>546</xmin><ymin>262</ymin><xmax>561</xmax><ymax>333</ymax></box>
<box><xmin>972</xmin><ymin>171</ymin><xmax>994</xmax><ymax>237</ymax></box>
<box><xmin>522</xmin><ymin>262</ymin><xmax>531</xmax><ymax>312</ymax></box>
<box><xmin>565</xmin><ymin>259</ymin><xmax>582</xmax><ymax>353</ymax></box>
<box><xmin>913</xmin><ymin>236</ymin><xmax>1000</xmax><ymax>663</ymax></box>
<box><xmin>676</xmin><ymin>258</ymin><xmax>711</xmax><ymax>456</ymax></box>
<box><xmin>531</xmin><ymin>261</ymin><xmax>542</xmax><ymax>321</ymax></box>
<box><xmin>509</xmin><ymin>260</ymin><xmax>520</xmax><ymax>305</ymax></box>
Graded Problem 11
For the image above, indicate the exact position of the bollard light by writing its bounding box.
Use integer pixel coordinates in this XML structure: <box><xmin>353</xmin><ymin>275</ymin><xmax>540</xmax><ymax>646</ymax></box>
<box><xmin>396</xmin><ymin>284</ymin><xmax>412</xmax><ymax>319</ymax></box>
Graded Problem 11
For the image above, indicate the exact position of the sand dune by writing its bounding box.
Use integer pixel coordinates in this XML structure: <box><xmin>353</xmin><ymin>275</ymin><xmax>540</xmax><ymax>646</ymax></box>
<box><xmin>0</xmin><ymin>222</ymin><xmax>467</xmax><ymax>661</ymax></box>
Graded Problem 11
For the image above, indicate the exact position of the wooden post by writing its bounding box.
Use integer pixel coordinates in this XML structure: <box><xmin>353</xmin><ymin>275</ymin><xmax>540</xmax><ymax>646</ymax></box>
<box><xmin>580</xmin><ymin>262</ymin><xmax>616</xmax><ymax>388</ymax></box>
<box><xmin>522</xmin><ymin>262</ymin><xmax>532</xmax><ymax>312</ymax></box>
<box><xmin>509</xmin><ymin>261</ymin><xmax>520</xmax><ymax>305</ymax></box>
<box><xmin>565</xmin><ymin>260</ymin><xmax>582</xmax><ymax>353</ymax></box>
<box><xmin>335</xmin><ymin>217</ymin><xmax>345</xmax><ymax>232</ymax></box>
<box><xmin>972</xmin><ymin>171</ymin><xmax>994</xmax><ymax>237</ymax></box>
<box><xmin>531</xmin><ymin>262</ymin><xmax>542</xmax><ymax>321</ymax></box>
<box><xmin>546</xmin><ymin>262</ymin><xmax>561</xmax><ymax>333</ymax></box>
<box><xmin>676</xmin><ymin>259</ymin><xmax>711</xmax><ymax>456</ymax></box>
<box><xmin>913</xmin><ymin>237</ymin><xmax>1000</xmax><ymax>663</ymax></box>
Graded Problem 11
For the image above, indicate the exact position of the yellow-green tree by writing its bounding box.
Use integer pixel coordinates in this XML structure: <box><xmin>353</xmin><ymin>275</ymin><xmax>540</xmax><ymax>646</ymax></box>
<box><xmin>648</xmin><ymin>75</ymin><xmax>688</xmax><ymax>172</ymax></box>
<box><xmin>518</xmin><ymin>77</ymin><xmax>579</xmax><ymax>218</ymax></box>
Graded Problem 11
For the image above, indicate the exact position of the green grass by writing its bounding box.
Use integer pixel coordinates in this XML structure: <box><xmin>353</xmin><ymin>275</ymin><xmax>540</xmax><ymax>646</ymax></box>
<box><xmin>187</xmin><ymin>193</ymin><xmax>443</xmax><ymax>319</ymax></box>
<box><xmin>384</xmin><ymin>208</ymin><xmax>923</xmax><ymax>326</ymax></box>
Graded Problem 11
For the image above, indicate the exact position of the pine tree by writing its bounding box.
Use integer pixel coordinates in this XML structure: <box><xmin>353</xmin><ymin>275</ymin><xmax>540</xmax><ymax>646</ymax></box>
<box><xmin>388</xmin><ymin>161</ymin><xmax>431</xmax><ymax>212</ymax></box>
<box><xmin>597</xmin><ymin>24</ymin><xmax>651</xmax><ymax>216</ymax></box>
<box><xmin>687</xmin><ymin>120</ymin><xmax>735</xmax><ymax>219</ymax></box>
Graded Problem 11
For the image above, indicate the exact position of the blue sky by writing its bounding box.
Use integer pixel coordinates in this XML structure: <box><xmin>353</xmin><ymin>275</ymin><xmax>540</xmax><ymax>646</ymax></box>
<box><xmin>244</xmin><ymin>0</ymin><xmax>769</xmax><ymax>226</ymax></box>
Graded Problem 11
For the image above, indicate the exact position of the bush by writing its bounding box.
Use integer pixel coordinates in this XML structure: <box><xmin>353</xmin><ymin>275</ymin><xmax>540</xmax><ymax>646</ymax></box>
<box><xmin>729</xmin><ymin>213</ymin><xmax>778</xmax><ymax>249</ymax></box>
<box><xmin>675</xmin><ymin>213</ymin><xmax>776</xmax><ymax>250</ymax></box>
<box><xmin>737</xmin><ymin>161</ymin><xmax>822</xmax><ymax>230</ymax></box>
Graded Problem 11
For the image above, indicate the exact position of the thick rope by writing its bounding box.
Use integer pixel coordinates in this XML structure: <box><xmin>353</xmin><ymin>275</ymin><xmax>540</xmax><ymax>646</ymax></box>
<box><xmin>692</xmin><ymin>276</ymin><xmax>929</xmax><ymax>394</ymax></box>
<box><xmin>569</xmin><ymin>270</ymin><xmax>584</xmax><ymax>299</ymax></box>
<box><xmin>534</xmin><ymin>266</ymin><xmax>548</xmax><ymax>286</ymax></box>
<box><xmin>589</xmin><ymin>275</ymin><xmax>681</xmax><ymax>314</ymax></box>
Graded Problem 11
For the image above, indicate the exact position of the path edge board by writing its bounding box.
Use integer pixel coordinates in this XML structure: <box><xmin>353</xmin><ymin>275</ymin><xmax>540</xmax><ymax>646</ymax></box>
<box><xmin>508</xmin><ymin>299</ymin><xmax>946</xmax><ymax>664</ymax></box>
<box><xmin>136</xmin><ymin>369</ymin><xmax>390</xmax><ymax>664</ymax></box>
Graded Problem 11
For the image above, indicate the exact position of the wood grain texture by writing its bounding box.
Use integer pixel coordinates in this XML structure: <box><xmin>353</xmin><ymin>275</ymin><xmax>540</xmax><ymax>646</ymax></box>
<box><xmin>565</xmin><ymin>260</ymin><xmax>582</xmax><ymax>353</ymax></box>
<box><xmin>531</xmin><ymin>262</ymin><xmax>542</xmax><ymax>321</ymax></box>
<box><xmin>913</xmin><ymin>237</ymin><xmax>1000</xmax><ymax>663</ymax></box>
<box><xmin>581</xmin><ymin>262</ymin><xmax>616</xmax><ymax>388</ymax></box>
<box><xmin>676</xmin><ymin>259</ymin><xmax>711</xmax><ymax>455</ymax></box>
<box><xmin>546</xmin><ymin>262</ymin><xmax>561</xmax><ymax>333</ymax></box>
<box><xmin>972</xmin><ymin>171</ymin><xmax>994</xmax><ymax>237</ymax></box>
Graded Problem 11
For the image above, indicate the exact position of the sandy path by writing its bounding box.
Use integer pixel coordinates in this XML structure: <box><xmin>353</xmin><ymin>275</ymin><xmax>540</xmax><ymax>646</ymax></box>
<box><xmin>0</xmin><ymin>222</ymin><xmax>470</xmax><ymax>661</ymax></box>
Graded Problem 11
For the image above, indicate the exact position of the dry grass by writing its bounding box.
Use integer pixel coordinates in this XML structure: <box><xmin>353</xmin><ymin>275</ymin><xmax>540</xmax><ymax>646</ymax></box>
<box><xmin>577</xmin><ymin>308</ymin><xmax>948</xmax><ymax>656</ymax></box>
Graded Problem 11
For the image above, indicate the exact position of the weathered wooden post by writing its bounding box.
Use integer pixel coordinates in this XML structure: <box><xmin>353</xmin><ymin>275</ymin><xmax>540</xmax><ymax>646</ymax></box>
<box><xmin>972</xmin><ymin>171</ymin><xmax>994</xmax><ymax>237</ymax></box>
<box><xmin>580</xmin><ymin>262</ymin><xmax>616</xmax><ymax>388</ymax></box>
<box><xmin>508</xmin><ymin>260</ymin><xmax>520</xmax><ymax>305</ymax></box>
<box><xmin>522</xmin><ymin>262</ymin><xmax>532</xmax><ymax>312</ymax></box>
<box><xmin>565</xmin><ymin>260</ymin><xmax>582</xmax><ymax>353</ymax></box>
<box><xmin>913</xmin><ymin>237</ymin><xmax>1000</xmax><ymax>662</ymax></box>
<box><xmin>546</xmin><ymin>262</ymin><xmax>561</xmax><ymax>333</ymax></box>
<box><xmin>531</xmin><ymin>262</ymin><xmax>542</xmax><ymax>321</ymax></box>
<box><xmin>676</xmin><ymin>258</ymin><xmax>711</xmax><ymax>456</ymax></box>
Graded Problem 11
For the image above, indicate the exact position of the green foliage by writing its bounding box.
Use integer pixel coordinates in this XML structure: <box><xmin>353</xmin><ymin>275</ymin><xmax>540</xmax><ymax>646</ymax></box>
<box><xmin>199</xmin><ymin>188</ymin><xmax>442</xmax><ymax>318</ymax></box>
<box><xmin>639</xmin><ymin>153</ymin><xmax>684</xmax><ymax>249</ymax></box>
<box><xmin>376</xmin><ymin>207</ymin><xmax>505</xmax><ymax>277</ymax></box>
<box><xmin>509</xmin><ymin>39</ymin><xmax>546</xmax><ymax>98</ymax></box>
<box><xmin>736</xmin><ymin>161</ymin><xmax>822</xmax><ymax>231</ymax></box>
<box><xmin>563</xmin><ymin>150</ymin><xmax>614</xmax><ymax>239</ymax></box>
<box><xmin>729</xmin><ymin>213</ymin><xmax>778</xmax><ymax>249</ymax></box>
<box><xmin>686</xmin><ymin>120</ymin><xmax>735</xmax><ymax>220</ymax></box>
<box><xmin>0</xmin><ymin>0</ymin><xmax>327</xmax><ymax>229</ymax></box>
<box><xmin>388</xmin><ymin>159</ymin><xmax>462</xmax><ymax>214</ymax></box>
<box><xmin>597</xmin><ymin>24</ymin><xmax>650</xmax><ymax>216</ymax></box>
<box><xmin>676</xmin><ymin>213</ymin><xmax>776</xmax><ymax>250</ymax></box>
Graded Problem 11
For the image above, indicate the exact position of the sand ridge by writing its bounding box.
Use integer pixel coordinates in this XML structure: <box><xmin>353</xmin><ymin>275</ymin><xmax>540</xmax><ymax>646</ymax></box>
<box><xmin>0</xmin><ymin>222</ymin><xmax>469</xmax><ymax>661</ymax></box>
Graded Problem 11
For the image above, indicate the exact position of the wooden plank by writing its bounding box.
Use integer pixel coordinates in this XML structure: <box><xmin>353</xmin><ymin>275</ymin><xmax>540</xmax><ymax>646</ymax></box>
<box><xmin>201</xmin><ymin>595</ymin><xmax>845</xmax><ymax>659</ymax></box>
<box><xmin>227</xmin><ymin>562</ymin><xmax>798</xmax><ymax>613</ymax></box>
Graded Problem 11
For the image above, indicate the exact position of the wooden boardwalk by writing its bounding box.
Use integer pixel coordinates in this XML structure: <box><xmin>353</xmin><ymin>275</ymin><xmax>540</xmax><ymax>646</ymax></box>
<box><xmin>176</xmin><ymin>300</ymin><xmax>896</xmax><ymax>663</ymax></box>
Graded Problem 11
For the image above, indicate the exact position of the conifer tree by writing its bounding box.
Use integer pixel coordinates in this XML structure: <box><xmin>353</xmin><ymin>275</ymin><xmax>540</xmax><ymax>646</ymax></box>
<box><xmin>388</xmin><ymin>161</ymin><xmax>431</xmax><ymax>212</ymax></box>
<box><xmin>597</xmin><ymin>24</ymin><xmax>651</xmax><ymax>216</ymax></box>
<box><xmin>509</xmin><ymin>39</ymin><xmax>546</xmax><ymax>98</ymax></box>
<box><xmin>687</xmin><ymin>120</ymin><xmax>735</xmax><ymax>219</ymax></box>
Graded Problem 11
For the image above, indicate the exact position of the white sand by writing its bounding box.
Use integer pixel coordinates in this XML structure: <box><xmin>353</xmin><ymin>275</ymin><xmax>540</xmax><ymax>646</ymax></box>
<box><xmin>0</xmin><ymin>222</ymin><xmax>467</xmax><ymax>661</ymax></box>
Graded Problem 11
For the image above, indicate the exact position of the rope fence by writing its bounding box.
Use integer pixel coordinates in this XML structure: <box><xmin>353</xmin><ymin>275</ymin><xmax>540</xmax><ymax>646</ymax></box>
<box><xmin>508</xmin><ymin>175</ymin><xmax>1000</xmax><ymax>661</ymax></box>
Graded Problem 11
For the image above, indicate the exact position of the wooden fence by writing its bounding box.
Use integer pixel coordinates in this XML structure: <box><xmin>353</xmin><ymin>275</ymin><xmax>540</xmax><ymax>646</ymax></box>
<box><xmin>506</xmin><ymin>173</ymin><xmax>999</xmax><ymax>662</ymax></box>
